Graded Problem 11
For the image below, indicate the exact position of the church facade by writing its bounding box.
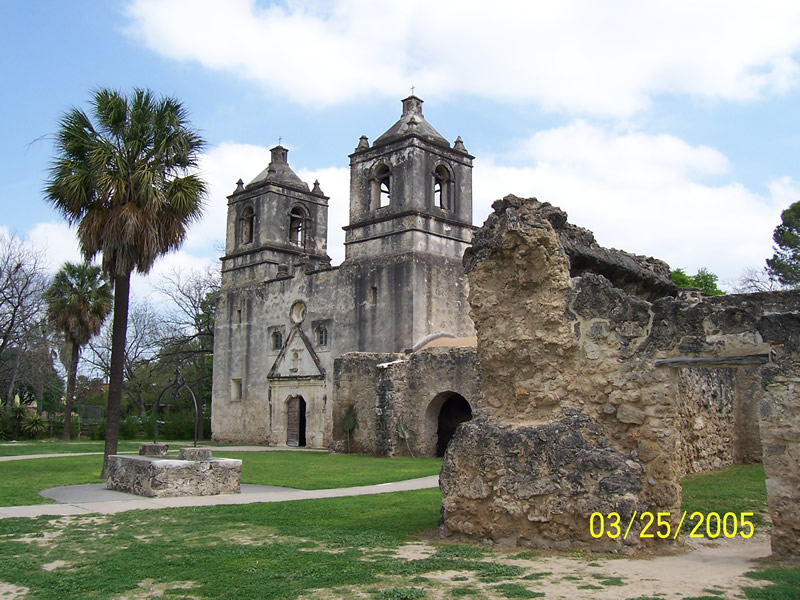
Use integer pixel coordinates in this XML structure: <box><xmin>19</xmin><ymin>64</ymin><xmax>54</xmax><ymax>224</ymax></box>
<box><xmin>211</xmin><ymin>96</ymin><xmax>478</xmax><ymax>452</ymax></box>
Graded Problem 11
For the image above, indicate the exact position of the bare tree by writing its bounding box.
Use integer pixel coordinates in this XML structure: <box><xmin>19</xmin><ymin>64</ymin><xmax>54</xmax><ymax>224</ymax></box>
<box><xmin>86</xmin><ymin>301</ymin><xmax>164</xmax><ymax>418</ymax></box>
<box><xmin>730</xmin><ymin>267</ymin><xmax>786</xmax><ymax>294</ymax></box>
<box><xmin>0</xmin><ymin>234</ymin><xmax>49</xmax><ymax>415</ymax></box>
<box><xmin>155</xmin><ymin>266</ymin><xmax>220</xmax><ymax>439</ymax></box>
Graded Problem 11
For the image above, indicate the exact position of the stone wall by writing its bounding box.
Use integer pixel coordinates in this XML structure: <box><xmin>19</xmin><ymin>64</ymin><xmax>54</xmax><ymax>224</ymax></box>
<box><xmin>733</xmin><ymin>367</ymin><xmax>763</xmax><ymax>464</ymax></box>
<box><xmin>676</xmin><ymin>367</ymin><xmax>737</xmax><ymax>476</ymax></box>
<box><xmin>332</xmin><ymin>346</ymin><xmax>482</xmax><ymax>457</ymax></box>
<box><xmin>440</xmin><ymin>195</ymin><xmax>799</xmax><ymax>557</ymax></box>
<box><xmin>332</xmin><ymin>353</ymin><xmax>395</xmax><ymax>454</ymax></box>
<box><xmin>754</xmin><ymin>312</ymin><xmax>800</xmax><ymax>559</ymax></box>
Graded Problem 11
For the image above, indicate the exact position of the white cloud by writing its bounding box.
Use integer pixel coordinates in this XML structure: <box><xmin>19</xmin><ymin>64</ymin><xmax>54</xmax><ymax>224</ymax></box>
<box><xmin>23</xmin><ymin>220</ymin><xmax>217</xmax><ymax>302</ymax></box>
<box><xmin>189</xmin><ymin>141</ymin><xmax>273</xmax><ymax>252</ymax></box>
<box><xmin>131</xmin><ymin>251</ymin><xmax>216</xmax><ymax>305</ymax></box>
<box><xmin>296</xmin><ymin>167</ymin><xmax>350</xmax><ymax>265</ymax></box>
<box><xmin>124</xmin><ymin>0</ymin><xmax>800</xmax><ymax>116</ymax></box>
<box><xmin>473</xmin><ymin>122</ymin><xmax>788</xmax><ymax>285</ymax></box>
<box><xmin>190</xmin><ymin>140</ymin><xmax>352</xmax><ymax>264</ymax></box>
<box><xmin>28</xmin><ymin>222</ymin><xmax>83</xmax><ymax>272</ymax></box>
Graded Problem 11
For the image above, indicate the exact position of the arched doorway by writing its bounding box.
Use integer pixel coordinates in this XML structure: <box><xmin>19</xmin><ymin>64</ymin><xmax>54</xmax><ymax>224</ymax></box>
<box><xmin>425</xmin><ymin>392</ymin><xmax>472</xmax><ymax>457</ymax></box>
<box><xmin>287</xmin><ymin>395</ymin><xmax>307</xmax><ymax>447</ymax></box>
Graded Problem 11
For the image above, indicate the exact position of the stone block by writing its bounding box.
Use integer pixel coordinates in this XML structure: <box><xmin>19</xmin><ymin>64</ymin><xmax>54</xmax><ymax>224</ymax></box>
<box><xmin>139</xmin><ymin>443</ymin><xmax>169</xmax><ymax>456</ymax></box>
<box><xmin>178</xmin><ymin>447</ymin><xmax>213</xmax><ymax>461</ymax></box>
<box><xmin>616</xmin><ymin>404</ymin><xmax>646</xmax><ymax>425</ymax></box>
<box><xmin>106</xmin><ymin>455</ymin><xmax>242</xmax><ymax>497</ymax></box>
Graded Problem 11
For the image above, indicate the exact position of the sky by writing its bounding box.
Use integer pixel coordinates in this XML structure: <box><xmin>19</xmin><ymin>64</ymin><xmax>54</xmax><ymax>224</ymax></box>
<box><xmin>2</xmin><ymin>0</ymin><xmax>800</xmax><ymax>300</ymax></box>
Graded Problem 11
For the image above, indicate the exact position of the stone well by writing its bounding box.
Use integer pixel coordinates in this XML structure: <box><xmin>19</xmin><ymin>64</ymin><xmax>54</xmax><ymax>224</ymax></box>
<box><xmin>106</xmin><ymin>445</ymin><xmax>242</xmax><ymax>498</ymax></box>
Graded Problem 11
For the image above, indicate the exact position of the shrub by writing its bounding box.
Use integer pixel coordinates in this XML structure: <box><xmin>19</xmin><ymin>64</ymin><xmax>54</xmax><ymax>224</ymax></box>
<box><xmin>22</xmin><ymin>413</ymin><xmax>49</xmax><ymax>439</ymax></box>
<box><xmin>50</xmin><ymin>415</ymin><xmax>81</xmax><ymax>439</ymax></box>
<box><xmin>119</xmin><ymin>416</ymin><xmax>143</xmax><ymax>439</ymax></box>
<box><xmin>89</xmin><ymin>419</ymin><xmax>105</xmax><ymax>440</ymax></box>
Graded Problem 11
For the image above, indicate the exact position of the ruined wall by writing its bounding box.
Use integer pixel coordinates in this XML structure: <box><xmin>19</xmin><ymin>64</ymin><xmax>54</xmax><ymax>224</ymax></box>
<box><xmin>332</xmin><ymin>347</ymin><xmax>481</xmax><ymax>457</ymax></box>
<box><xmin>440</xmin><ymin>195</ymin><xmax>793</xmax><ymax>554</ymax></box>
<box><xmin>733</xmin><ymin>367</ymin><xmax>763</xmax><ymax>464</ymax></box>
<box><xmin>754</xmin><ymin>312</ymin><xmax>800</xmax><ymax>559</ymax></box>
<box><xmin>331</xmin><ymin>353</ymin><xmax>392</xmax><ymax>454</ymax></box>
<box><xmin>676</xmin><ymin>368</ymin><xmax>737</xmax><ymax>475</ymax></box>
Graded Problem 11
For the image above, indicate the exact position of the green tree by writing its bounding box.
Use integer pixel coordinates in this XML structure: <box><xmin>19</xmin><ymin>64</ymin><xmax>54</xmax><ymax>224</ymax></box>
<box><xmin>44</xmin><ymin>262</ymin><xmax>112</xmax><ymax>440</ymax></box>
<box><xmin>766</xmin><ymin>200</ymin><xmax>800</xmax><ymax>287</ymax></box>
<box><xmin>44</xmin><ymin>88</ymin><xmax>206</xmax><ymax>475</ymax></box>
<box><xmin>670</xmin><ymin>268</ymin><xmax>694</xmax><ymax>289</ymax></box>
<box><xmin>670</xmin><ymin>267</ymin><xmax>725</xmax><ymax>296</ymax></box>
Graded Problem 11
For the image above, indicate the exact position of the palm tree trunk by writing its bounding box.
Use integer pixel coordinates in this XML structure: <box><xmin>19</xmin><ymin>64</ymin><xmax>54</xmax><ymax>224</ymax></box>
<box><xmin>101</xmin><ymin>272</ymin><xmax>131</xmax><ymax>478</ymax></box>
<box><xmin>62</xmin><ymin>342</ymin><xmax>80</xmax><ymax>440</ymax></box>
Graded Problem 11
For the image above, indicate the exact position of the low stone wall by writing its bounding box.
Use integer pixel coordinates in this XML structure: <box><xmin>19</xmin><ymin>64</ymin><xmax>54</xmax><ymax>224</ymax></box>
<box><xmin>332</xmin><ymin>353</ymin><xmax>396</xmax><ymax>454</ymax></box>
<box><xmin>332</xmin><ymin>347</ymin><xmax>482</xmax><ymax>457</ymax></box>
<box><xmin>106</xmin><ymin>450</ymin><xmax>242</xmax><ymax>497</ymax></box>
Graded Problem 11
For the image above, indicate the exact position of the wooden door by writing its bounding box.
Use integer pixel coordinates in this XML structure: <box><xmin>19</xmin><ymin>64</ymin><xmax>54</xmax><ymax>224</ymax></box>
<box><xmin>287</xmin><ymin>396</ymin><xmax>299</xmax><ymax>446</ymax></box>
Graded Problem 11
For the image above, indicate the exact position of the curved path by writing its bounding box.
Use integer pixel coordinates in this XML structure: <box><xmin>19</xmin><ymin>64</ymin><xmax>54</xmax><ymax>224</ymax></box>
<box><xmin>0</xmin><ymin>445</ymin><xmax>440</xmax><ymax>519</ymax></box>
<box><xmin>0</xmin><ymin>476</ymin><xmax>439</xmax><ymax>520</ymax></box>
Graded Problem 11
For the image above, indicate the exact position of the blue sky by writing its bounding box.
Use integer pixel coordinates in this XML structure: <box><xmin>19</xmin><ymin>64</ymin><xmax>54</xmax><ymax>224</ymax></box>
<box><xmin>2</xmin><ymin>0</ymin><xmax>799</xmax><ymax>298</ymax></box>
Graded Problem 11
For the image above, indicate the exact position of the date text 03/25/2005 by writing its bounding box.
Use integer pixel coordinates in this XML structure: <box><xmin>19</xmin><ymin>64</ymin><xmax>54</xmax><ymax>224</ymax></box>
<box><xmin>589</xmin><ymin>511</ymin><xmax>756</xmax><ymax>540</ymax></box>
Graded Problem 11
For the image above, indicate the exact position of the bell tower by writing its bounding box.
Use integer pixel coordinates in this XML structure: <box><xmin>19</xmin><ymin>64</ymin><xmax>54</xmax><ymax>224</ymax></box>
<box><xmin>344</xmin><ymin>95</ymin><xmax>474</xmax><ymax>261</ymax></box>
<box><xmin>342</xmin><ymin>96</ymin><xmax>476</xmax><ymax>352</ymax></box>
<box><xmin>221</xmin><ymin>145</ymin><xmax>330</xmax><ymax>284</ymax></box>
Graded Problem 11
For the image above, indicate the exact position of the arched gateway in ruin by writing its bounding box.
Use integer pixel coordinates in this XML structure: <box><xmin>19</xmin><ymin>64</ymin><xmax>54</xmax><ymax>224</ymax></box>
<box><xmin>426</xmin><ymin>391</ymin><xmax>473</xmax><ymax>457</ymax></box>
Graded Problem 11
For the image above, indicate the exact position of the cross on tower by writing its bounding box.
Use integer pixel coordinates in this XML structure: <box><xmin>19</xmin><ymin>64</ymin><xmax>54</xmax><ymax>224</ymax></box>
<box><xmin>410</xmin><ymin>85</ymin><xmax>415</xmax><ymax>96</ymax></box>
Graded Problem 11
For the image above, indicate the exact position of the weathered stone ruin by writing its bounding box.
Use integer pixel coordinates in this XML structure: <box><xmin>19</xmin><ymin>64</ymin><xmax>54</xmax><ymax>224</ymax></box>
<box><xmin>439</xmin><ymin>195</ymin><xmax>800</xmax><ymax>559</ymax></box>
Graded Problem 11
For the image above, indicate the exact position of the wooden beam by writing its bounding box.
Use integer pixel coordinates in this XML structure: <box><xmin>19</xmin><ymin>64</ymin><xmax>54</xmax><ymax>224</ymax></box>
<box><xmin>654</xmin><ymin>354</ymin><xmax>770</xmax><ymax>368</ymax></box>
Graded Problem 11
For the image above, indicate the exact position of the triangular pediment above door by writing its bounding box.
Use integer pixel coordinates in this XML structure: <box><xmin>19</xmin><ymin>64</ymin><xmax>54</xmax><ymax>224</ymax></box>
<box><xmin>268</xmin><ymin>326</ymin><xmax>326</xmax><ymax>380</ymax></box>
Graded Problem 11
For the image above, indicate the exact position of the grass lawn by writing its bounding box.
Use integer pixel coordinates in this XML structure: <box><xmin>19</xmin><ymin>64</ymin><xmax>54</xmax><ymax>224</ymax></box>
<box><xmin>0</xmin><ymin>440</ymin><xmax>147</xmax><ymax>456</ymax></box>
<box><xmin>0</xmin><ymin>456</ymin><xmax>105</xmax><ymax>506</ymax></box>
<box><xmin>0</xmin><ymin>480</ymin><xmax>795</xmax><ymax>600</ymax></box>
<box><xmin>0</xmin><ymin>489</ymin><xmax>445</xmax><ymax>600</ymax></box>
<box><xmin>215</xmin><ymin>451</ymin><xmax>442</xmax><ymax>489</ymax></box>
<box><xmin>0</xmin><ymin>451</ymin><xmax>442</xmax><ymax>507</ymax></box>
<box><xmin>0</xmin><ymin>452</ymin><xmax>794</xmax><ymax>600</ymax></box>
<box><xmin>680</xmin><ymin>464</ymin><xmax>768</xmax><ymax>528</ymax></box>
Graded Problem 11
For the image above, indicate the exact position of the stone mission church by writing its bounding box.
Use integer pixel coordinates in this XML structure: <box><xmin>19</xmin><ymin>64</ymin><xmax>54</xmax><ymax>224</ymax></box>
<box><xmin>212</xmin><ymin>96</ymin><xmax>481</xmax><ymax>455</ymax></box>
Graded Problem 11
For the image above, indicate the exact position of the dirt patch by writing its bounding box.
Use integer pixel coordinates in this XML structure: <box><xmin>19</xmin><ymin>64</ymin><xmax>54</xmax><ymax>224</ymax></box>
<box><xmin>492</xmin><ymin>534</ymin><xmax>772</xmax><ymax>599</ymax></box>
<box><xmin>318</xmin><ymin>534</ymin><xmax>772</xmax><ymax>599</ymax></box>
<box><xmin>113</xmin><ymin>579</ymin><xmax>197</xmax><ymax>600</ymax></box>
<box><xmin>51</xmin><ymin>515</ymin><xmax>109</xmax><ymax>529</ymax></box>
<box><xmin>0</xmin><ymin>583</ymin><xmax>28</xmax><ymax>600</ymax></box>
<box><xmin>394</xmin><ymin>542</ymin><xmax>436</xmax><ymax>560</ymax></box>
<box><xmin>42</xmin><ymin>560</ymin><xmax>72</xmax><ymax>572</ymax></box>
<box><xmin>14</xmin><ymin>530</ymin><xmax>64</xmax><ymax>547</ymax></box>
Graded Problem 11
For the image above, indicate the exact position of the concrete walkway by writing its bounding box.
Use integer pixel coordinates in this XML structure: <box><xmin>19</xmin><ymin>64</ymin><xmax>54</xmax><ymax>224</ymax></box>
<box><xmin>0</xmin><ymin>475</ymin><xmax>441</xmax><ymax>520</ymax></box>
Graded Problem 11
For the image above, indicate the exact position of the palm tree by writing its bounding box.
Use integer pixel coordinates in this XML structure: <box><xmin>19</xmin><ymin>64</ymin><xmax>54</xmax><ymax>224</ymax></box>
<box><xmin>44</xmin><ymin>88</ymin><xmax>206</xmax><ymax>475</ymax></box>
<box><xmin>45</xmin><ymin>262</ymin><xmax>112</xmax><ymax>440</ymax></box>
